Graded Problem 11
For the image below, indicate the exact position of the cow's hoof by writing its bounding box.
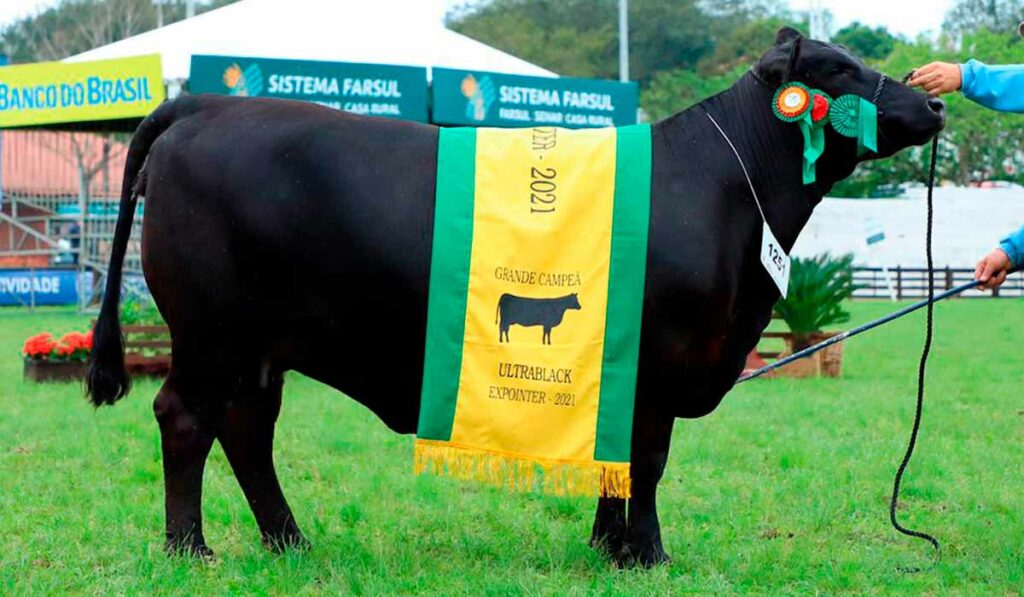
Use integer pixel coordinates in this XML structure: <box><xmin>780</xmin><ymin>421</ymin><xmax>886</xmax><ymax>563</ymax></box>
<box><xmin>614</xmin><ymin>542</ymin><xmax>670</xmax><ymax>569</ymax></box>
<box><xmin>590</xmin><ymin>499</ymin><xmax>627</xmax><ymax>558</ymax></box>
<box><xmin>165</xmin><ymin>539</ymin><xmax>215</xmax><ymax>560</ymax></box>
<box><xmin>589</xmin><ymin>534</ymin><xmax>624</xmax><ymax>558</ymax></box>
<box><xmin>261</xmin><ymin>530</ymin><xmax>311</xmax><ymax>553</ymax></box>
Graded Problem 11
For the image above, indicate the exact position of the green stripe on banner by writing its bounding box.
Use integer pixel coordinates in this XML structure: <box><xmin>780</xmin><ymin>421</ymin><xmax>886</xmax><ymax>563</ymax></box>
<box><xmin>594</xmin><ymin>124</ymin><xmax>652</xmax><ymax>463</ymax></box>
<box><xmin>418</xmin><ymin>127</ymin><xmax>477</xmax><ymax>441</ymax></box>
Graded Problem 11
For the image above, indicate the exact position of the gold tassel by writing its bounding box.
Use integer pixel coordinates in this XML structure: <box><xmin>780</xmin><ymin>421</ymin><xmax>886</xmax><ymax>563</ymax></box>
<box><xmin>414</xmin><ymin>440</ymin><xmax>631</xmax><ymax>498</ymax></box>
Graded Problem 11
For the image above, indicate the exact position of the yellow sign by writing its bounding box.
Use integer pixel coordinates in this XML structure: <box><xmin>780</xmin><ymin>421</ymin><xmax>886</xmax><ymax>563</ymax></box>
<box><xmin>0</xmin><ymin>55</ymin><xmax>165</xmax><ymax>128</ymax></box>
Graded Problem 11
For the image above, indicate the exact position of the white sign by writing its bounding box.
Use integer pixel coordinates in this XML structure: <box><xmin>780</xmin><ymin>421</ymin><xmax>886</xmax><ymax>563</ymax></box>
<box><xmin>761</xmin><ymin>221</ymin><xmax>791</xmax><ymax>298</ymax></box>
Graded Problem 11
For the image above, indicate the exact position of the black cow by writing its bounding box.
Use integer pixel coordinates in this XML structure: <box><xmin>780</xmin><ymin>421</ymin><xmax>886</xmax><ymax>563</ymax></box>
<box><xmin>87</xmin><ymin>29</ymin><xmax>944</xmax><ymax>567</ymax></box>
<box><xmin>497</xmin><ymin>292</ymin><xmax>581</xmax><ymax>344</ymax></box>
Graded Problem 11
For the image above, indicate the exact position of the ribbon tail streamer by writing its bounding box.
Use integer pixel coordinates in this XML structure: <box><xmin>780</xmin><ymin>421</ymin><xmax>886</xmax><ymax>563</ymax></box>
<box><xmin>858</xmin><ymin>98</ymin><xmax>878</xmax><ymax>155</ymax></box>
<box><xmin>798</xmin><ymin>116</ymin><xmax>827</xmax><ymax>184</ymax></box>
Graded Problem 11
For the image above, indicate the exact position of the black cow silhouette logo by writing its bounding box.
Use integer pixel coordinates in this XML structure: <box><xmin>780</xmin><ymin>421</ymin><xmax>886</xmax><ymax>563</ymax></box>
<box><xmin>496</xmin><ymin>293</ymin><xmax>582</xmax><ymax>344</ymax></box>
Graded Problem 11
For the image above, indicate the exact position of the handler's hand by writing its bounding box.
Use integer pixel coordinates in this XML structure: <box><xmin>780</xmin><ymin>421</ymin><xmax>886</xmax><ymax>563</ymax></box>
<box><xmin>908</xmin><ymin>62</ymin><xmax>962</xmax><ymax>96</ymax></box>
<box><xmin>975</xmin><ymin>248</ymin><xmax>1012</xmax><ymax>289</ymax></box>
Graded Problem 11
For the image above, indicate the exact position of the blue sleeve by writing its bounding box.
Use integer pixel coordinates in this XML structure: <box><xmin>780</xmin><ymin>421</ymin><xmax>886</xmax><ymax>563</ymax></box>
<box><xmin>960</xmin><ymin>60</ymin><xmax>1024</xmax><ymax>113</ymax></box>
<box><xmin>999</xmin><ymin>225</ymin><xmax>1024</xmax><ymax>267</ymax></box>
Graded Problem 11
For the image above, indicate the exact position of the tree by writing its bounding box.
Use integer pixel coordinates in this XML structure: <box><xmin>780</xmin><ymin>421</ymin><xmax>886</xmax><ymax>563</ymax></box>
<box><xmin>447</xmin><ymin>0</ymin><xmax>763</xmax><ymax>82</ymax></box>
<box><xmin>0</xmin><ymin>0</ymin><xmax>237</xmax><ymax>63</ymax></box>
<box><xmin>832</xmin><ymin>22</ymin><xmax>897</xmax><ymax>61</ymax></box>
<box><xmin>700</xmin><ymin>0</ymin><xmax>789</xmax><ymax>45</ymax></box>
<box><xmin>446</xmin><ymin>0</ymin><xmax>617</xmax><ymax>79</ymax></box>
<box><xmin>642</xmin><ymin>65</ymin><xmax>747</xmax><ymax>120</ymax></box>
<box><xmin>624</xmin><ymin>0</ymin><xmax>714</xmax><ymax>82</ymax></box>
<box><xmin>944</xmin><ymin>0</ymin><xmax>1024</xmax><ymax>36</ymax></box>
<box><xmin>697</xmin><ymin>16</ymin><xmax>790</xmax><ymax>74</ymax></box>
<box><xmin>700</xmin><ymin>0</ymin><xmax>785</xmax><ymax>19</ymax></box>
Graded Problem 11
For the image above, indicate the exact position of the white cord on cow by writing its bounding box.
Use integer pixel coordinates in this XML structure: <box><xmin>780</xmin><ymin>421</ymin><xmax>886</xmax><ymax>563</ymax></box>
<box><xmin>703</xmin><ymin>110</ymin><xmax>769</xmax><ymax>225</ymax></box>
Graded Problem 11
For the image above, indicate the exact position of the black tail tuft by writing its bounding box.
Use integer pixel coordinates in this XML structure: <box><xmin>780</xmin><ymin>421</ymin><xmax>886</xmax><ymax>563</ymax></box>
<box><xmin>87</xmin><ymin>307</ymin><xmax>131</xmax><ymax>406</ymax></box>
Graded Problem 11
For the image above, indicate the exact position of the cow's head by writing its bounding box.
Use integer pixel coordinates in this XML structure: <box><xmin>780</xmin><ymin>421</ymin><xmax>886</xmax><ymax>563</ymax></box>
<box><xmin>567</xmin><ymin>293</ymin><xmax>582</xmax><ymax>310</ymax></box>
<box><xmin>755</xmin><ymin>27</ymin><xmax>945</xmax><ymax>159</ymax></box>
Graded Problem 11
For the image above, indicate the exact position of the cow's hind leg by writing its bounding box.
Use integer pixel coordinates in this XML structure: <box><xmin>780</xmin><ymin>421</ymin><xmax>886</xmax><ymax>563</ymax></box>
<box><xmin>590</xmin><ymin>497</ymin><xmax>626</xmax><ymax>555</ymax></box>
<box><xmin>154</xmin><ymin>375</ymin><xmax>217</xmax><ymax>557</ymax></box>
<box><xmin>617</xmin><ymin>407</ymin><xmax>674</xmax><ymax>568</ymax></box>
<box><xmin>218</xmin><ymin>370</ymin><xmax>308</xmax><ymax>552</ymax></box>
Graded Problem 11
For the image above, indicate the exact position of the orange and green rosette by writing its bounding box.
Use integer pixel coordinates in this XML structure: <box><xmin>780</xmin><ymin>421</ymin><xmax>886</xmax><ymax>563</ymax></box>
<box><xmin>773</xmin><ymin>83</ymin><xmax>812</xmax><ymax>122</ymax></box>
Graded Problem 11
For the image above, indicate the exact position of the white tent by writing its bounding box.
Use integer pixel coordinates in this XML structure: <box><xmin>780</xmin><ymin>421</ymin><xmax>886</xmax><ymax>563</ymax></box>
<box><xmin>66</xmin><ymin>0</ymin><xmax>556</xmax><ymax>82</ymax></box>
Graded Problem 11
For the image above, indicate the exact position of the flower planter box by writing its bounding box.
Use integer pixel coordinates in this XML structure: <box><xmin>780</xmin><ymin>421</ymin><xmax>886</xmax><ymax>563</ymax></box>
<box><xmin>122</xmin><ymin>324</ymin><xmax>172</xmax><ymax>377</ymax></box>
<box><xmin>775</xmin><ymin>331</ymin><xmax>845</xmax><ymax>379</ymax></box>
<box><xmin>23</xmin><ymin>359</ymin><xmax>87</xmax><ymax>383</ymax></box>
<box><xmin>811</xmin><ymin>332</ymin><xmax>844</xmax><ymax>378</ymax></box>
<box><xmin>83</xmin><ymin>322</ymin><xmax>173</xmax><ymax>378</ymax></box>
<box><xmin>775</xmin><ymin>350</ymin><xmax>821</xmax><ymax>378</ymax></box>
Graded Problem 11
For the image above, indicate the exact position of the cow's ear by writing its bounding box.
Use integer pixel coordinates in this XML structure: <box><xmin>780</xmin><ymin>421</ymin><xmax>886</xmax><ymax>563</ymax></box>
<box><xmin>775</xmin><ymin>26</ymin><xmax>802</xmax><ymax>45</ymax></box>
<box><xmin>757</xmin><ymin>28</ymin><xmax>804</xmax><ymax>86</ymax></box>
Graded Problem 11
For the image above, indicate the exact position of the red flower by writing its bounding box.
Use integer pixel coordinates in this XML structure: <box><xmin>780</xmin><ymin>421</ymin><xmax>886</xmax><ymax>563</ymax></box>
<box><xmin>23</xmin><ymin>329</ymin><xmax>93</xmax><ymax>361</ymax></box>
<box><xmin>60</xmin><ymin>332</ymin><xmax>88</xmax><ymax>351</ymax></box>
<box><xmin>55</xmin><ymin>331</ymin><xmax>93</xmax><ymax>361</ymax></box>
<box><xmin>23</xmin><ymin>333</ymin><xmax>58</xmax><ymax>359</ymax></box>
<box><xmin>812</xmin><ymin>93</ymin><xmax>831</xmax><ymax>123</ymax></box>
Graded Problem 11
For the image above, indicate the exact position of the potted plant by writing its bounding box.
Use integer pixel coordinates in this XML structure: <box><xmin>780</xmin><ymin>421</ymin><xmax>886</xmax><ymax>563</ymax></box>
<box><xmin>120</xmin><ymin>295</ymin><xmax>165</xmax><ymax>326</ymax></box>
<box><xmin>22</xmin><ymin>330</ymin><xmax>93</xmax><ymax>383</ymax></box>
<box><xmin>773</xmin><ymin>253</ymin><xmax>857</xmax><ymax>378</ymax></box>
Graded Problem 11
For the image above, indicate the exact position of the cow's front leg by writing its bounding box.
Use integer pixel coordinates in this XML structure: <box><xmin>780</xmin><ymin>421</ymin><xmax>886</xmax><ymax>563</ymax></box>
<box><xmin>617</xmin><ymin>406</ymin><xmax>674</xmax><ymax>568</ymax></box>
<box><xmin>590</xmin><ymin>497</ymin><xmax>626</xmax><ymax>555</ymax></box>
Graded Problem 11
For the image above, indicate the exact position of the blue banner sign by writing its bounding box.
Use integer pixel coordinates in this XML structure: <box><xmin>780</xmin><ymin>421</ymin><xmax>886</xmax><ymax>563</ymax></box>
<box><xmin>431</xmin><ymin>67</ymin><xmax>638</xmax><ymax>128</ymax></box>
<box><xmin>189</xmin><ymin>55</ymin><xmax>429</xmax><ymax>122</ymax></box>
<box><xmin>0</xmin><ymin>269</ymin><xmax>93</xmax><ymax>306</ymax></box>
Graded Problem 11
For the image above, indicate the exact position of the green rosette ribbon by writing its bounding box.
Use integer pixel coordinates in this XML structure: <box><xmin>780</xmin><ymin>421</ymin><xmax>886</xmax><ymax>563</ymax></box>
<box><xmin>831</xmin><ymin>94</ymin><xmax>878</xmax><ymax>156</ymax></box>
<box><xmin>795</xmin><ymin>92</ymin><xmax>831</xmax><ymax>185</ymax></box>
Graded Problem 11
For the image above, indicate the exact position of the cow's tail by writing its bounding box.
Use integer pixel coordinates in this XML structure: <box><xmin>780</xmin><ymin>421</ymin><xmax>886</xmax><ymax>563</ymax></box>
<box><xmin>495</xmin><ymin>295</ymin><xmax>503</xmax><ymax>324</ymax></box>
<box><xmin>87</xmin><ymin>100</ymin><xmax>179</xmax><ymax>407</ymax></box>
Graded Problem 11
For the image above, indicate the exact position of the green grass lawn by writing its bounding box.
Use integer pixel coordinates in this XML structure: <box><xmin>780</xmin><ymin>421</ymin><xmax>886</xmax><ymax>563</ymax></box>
<box><xmin>0</xmin><ymin>301</ymin><xmax>1021</xmax><ymax>595</ymax></box>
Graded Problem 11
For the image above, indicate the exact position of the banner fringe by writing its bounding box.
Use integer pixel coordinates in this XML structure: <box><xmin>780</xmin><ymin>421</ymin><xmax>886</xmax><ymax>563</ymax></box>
<box><xmin>414</xmin><ymin>440</ymin><xmax>631</xmax><ymax>498</ymax></box>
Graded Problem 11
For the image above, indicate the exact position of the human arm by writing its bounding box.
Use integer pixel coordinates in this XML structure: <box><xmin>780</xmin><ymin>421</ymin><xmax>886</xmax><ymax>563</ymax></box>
<box><xmin>975</xmin><ymin>225</ymin><xmax>1024</xmax><ymax>289</ymax></box>
<box><xmin>909</xmin><ymin>60</ymin><xmax>1024</xmax><ymax>113</ymax></box>
<box><xmin>959</xmin><ymin>60</ymin><xmax>1024</xmax><ymax>113</ymax></box>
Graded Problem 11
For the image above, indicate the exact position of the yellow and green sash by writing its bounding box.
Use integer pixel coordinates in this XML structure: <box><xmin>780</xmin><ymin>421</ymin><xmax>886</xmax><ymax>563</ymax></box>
<box><xmin>416</xmin><ymin>124</ymin><xmax>651</xmax><ymax>498</ymax></box>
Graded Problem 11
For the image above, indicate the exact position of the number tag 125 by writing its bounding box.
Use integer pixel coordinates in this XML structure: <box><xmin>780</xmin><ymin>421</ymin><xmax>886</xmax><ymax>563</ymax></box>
<box><xmin>760</xmin><ymin>221</ymin><xmax>790</xmax><ymax>298</ymax></box>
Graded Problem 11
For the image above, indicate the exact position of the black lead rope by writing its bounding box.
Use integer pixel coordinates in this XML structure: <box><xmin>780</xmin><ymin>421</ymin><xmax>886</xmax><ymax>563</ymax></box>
<box><xmin>731</xmin><ymin>64</ymin><xmax>944</xmax><ymax>569</ymax></box>
<box><xmin>888</xmin><ymin>135</ymin><xmax>941</xmax><ymax>572</ymax></box>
